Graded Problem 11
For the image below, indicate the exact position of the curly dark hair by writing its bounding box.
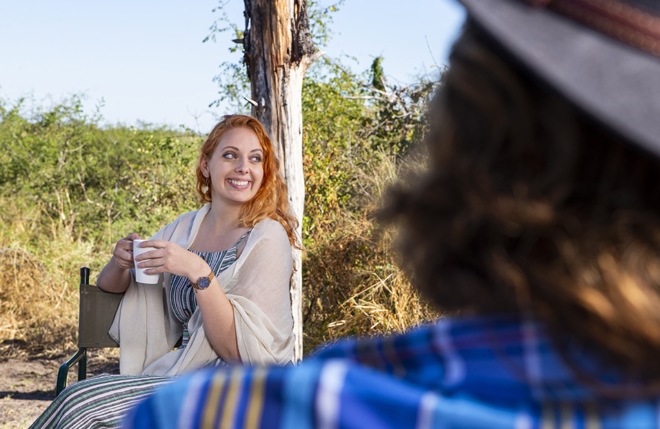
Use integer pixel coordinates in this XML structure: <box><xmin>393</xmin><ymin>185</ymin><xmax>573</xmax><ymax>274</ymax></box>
<box><xmin>381</xmin><ymin>23</ymin><xmax>660</xmax><ymax>389</ymax></box>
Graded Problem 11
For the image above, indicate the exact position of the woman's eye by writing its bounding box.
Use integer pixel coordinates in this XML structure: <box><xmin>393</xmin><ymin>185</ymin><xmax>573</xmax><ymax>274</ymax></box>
<box><xmin>222</xmin><ymin>152</ymin><xmax>236</xmax><ymax>159</ymax></box>
<box><xmin>250</xmin><ymin>155</ymin><xmax>263</xmax><ymax>163</ymax></box>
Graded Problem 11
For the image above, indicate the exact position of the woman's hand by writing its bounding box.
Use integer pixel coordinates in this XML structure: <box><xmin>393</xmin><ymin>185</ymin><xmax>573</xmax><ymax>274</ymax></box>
<box><xmin>97</xmin><ymin>232</ymin><xmax>140</xmax><ymax>293</ymax></box>
<box><xmin>112</xmin><ymin>233</ymin><xmax>140</xmax><ymax>270</ymax></box>
<box><xmin>134</xmin><ymin>239</ymin><xmax>208</xmax><ymax>282</ymax></box>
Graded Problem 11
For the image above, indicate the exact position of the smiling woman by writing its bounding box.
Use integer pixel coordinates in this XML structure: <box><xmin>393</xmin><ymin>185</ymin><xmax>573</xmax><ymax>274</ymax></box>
<box><xmin>29</xmin><ymin>114</ymin><xmax>301</xmax><ymax>429</ymax></box>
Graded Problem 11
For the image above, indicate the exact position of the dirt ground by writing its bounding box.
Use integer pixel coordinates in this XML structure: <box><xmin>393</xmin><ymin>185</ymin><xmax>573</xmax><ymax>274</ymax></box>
<box><xmin>0</xmin><ymin>348</ymin><xmax>119</xmax><ymax>428</ymax></box>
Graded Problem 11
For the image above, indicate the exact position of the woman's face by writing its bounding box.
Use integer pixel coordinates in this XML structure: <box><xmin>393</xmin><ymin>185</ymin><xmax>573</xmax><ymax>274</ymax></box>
<box><xmin>202</xmin><ymin>127</ymin><xmax>265</xmax><ymax>207</ymax></box>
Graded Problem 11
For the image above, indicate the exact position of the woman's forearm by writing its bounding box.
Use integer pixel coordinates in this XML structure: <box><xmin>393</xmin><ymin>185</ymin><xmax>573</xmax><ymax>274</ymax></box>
<box><xmin>97</xmin><ymin>257</ymin><xmax>132</xmax><ymax>293</ymax></box>
<box><xmin>191</xmin><ymin>268</ymin><xmax>241</xmax><ymax>362</ymax></box>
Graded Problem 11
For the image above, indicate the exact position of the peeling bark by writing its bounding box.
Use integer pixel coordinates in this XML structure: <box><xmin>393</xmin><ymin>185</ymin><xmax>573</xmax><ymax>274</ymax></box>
<box><xmin>241</xmin><ymin>0</ymin><xmax>320</xmax><ymax>361</ymax></box>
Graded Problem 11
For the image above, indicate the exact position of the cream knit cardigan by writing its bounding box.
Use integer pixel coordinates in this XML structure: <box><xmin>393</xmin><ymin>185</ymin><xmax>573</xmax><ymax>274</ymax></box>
<box><xmin>109</xmin><ymin>204</ymin><xmax>295</xmax><ymax>375</ymax></box>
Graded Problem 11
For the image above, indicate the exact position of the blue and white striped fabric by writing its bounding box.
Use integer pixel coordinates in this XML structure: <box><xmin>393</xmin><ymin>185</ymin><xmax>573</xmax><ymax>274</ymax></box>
<box><xmin>123</xmin><ymin>316</ymin><xmax>660</xmax><ymax>429</ymax></box>
<box><xmin>169</xmin><ymin>229</ymin><xmax>251</xmax><ymax>349</ymax></box>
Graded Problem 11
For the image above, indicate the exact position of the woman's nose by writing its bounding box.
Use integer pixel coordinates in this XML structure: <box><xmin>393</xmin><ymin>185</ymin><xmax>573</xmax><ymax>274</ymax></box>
<box><xmin>235</xmin><ymin>160</ymin><xmax>248</xmax><ymax>174</ymax></box>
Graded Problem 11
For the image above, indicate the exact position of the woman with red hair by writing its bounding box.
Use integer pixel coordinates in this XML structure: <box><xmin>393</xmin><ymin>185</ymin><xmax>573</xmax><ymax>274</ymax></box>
<box><xmin>31</xmin><ymin>114</ymin><xmax>299</xmax><ymax>428</ymax></box>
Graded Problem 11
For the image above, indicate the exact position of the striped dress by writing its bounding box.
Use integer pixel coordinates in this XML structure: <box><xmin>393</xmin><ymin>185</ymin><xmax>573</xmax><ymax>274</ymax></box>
<box><xmin>30</xmin><ymin>231</ymin><xmax>251</xmax><ymax>429</ymax></box>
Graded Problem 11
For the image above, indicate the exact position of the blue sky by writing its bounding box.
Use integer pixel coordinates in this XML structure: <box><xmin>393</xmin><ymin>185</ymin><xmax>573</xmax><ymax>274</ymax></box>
<box><xmin>0</xmin><ymin>0</ymin><xmax>465</xmax><ymax>134</ymax></box>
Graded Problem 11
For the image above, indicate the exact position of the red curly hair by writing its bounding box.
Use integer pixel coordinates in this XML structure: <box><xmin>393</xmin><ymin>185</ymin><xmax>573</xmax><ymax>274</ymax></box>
<box><xmin>195</xmin><ymin>114</ymin><xmax>299</xmax><ymax>248</ymax></box>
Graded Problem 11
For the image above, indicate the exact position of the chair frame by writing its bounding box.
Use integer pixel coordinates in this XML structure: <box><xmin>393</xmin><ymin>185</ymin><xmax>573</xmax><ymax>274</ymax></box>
<box><xmin>56</xmin><ymin>267</ymin><xmax>124</xmax><ymax>395</ymax></box>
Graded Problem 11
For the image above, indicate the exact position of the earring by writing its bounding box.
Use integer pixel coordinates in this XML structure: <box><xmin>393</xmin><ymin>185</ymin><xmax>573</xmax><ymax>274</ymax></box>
<box><xmin>203</xmin><ymin>176</ymin><xmax>210</xmax><ymax>193</ymax></box>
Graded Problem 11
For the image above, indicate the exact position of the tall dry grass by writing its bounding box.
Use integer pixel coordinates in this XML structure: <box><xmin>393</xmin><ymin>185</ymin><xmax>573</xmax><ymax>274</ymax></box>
<box><xmin>0</xmin><ymin>196</ymin><xmax>111</xmax><ymax>358</ymax></box>
<box><xmin>302</xmin><ymin>147</ymin><xmax>438</xmax><ymax>353</ymax></box>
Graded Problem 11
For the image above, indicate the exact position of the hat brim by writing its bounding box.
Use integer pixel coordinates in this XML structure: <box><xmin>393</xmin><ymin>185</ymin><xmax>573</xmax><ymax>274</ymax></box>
<box><xmin>458</xmin><ymin>0</ymin><xmax>660</xmax><ymax>158</ymax></box>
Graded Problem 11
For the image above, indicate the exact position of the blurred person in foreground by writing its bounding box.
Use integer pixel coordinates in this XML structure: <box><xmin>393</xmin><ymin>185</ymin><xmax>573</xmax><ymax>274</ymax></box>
<box><xmin>123</xmin><ymin>0</ymin><xmax>660</xmax><ymax>427</ymax></box>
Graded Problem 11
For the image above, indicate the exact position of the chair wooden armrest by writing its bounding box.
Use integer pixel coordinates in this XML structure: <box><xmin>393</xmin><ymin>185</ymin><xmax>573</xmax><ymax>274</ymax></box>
<box><xmin>56</xmin><ymin>267</ymin><xmax>124</xmax><ymax>395</ymax></box>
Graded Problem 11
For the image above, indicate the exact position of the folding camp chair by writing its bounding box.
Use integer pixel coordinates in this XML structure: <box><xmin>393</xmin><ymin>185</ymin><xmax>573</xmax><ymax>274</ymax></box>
<box><xmin>55</xmin><ymin>267</ymin><xmax>124</xmax><ymax>395</ymax></box>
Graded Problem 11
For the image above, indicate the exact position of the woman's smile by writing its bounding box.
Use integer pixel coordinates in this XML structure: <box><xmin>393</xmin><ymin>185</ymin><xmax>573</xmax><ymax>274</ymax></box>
<box><xmin>227</xmin><ymin>178</ymin><xmax>251</xmax><ymax>189</ymax></box>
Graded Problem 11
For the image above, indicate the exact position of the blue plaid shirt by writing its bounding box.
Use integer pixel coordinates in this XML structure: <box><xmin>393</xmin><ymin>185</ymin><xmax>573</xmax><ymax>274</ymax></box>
<box><xmin>122</xmin><ymin>316</ymin><xmax>660</xmax><ymax>428</ymax></box>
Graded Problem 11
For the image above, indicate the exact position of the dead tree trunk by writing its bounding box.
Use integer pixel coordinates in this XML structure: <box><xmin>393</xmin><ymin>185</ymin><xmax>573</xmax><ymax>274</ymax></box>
<box><xmin>241</xmin><ymin>0</ymin><xmax>320</xmax><ymax>361</ymax></box>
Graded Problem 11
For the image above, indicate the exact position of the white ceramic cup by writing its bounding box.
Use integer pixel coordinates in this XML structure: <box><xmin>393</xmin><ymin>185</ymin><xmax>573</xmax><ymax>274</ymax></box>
<box><xmin>133</xmin><ymin>239</ymin><xmax>159</xmax><ymax>284</ymax></box>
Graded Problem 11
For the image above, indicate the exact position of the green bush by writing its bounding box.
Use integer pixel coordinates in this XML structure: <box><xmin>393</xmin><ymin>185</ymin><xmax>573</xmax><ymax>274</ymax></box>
<box><xmin>0</xmin><ymin>96</ymin><xmax>200</xmax><ymax>249</ymax></box>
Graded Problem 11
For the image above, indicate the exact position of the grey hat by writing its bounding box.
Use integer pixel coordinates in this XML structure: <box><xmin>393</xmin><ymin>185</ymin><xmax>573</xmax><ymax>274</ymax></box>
<box><xmin>458</xmin><ymin>0</ymin><xmax>660</xmax><ymax>158</ymax></box>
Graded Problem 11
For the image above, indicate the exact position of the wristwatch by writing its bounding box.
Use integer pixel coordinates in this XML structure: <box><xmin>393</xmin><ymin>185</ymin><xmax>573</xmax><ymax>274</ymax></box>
<box><xmin>192</xmin><ymin>271</ymin><xmax>215</xmax><ymax>291</ymax></box>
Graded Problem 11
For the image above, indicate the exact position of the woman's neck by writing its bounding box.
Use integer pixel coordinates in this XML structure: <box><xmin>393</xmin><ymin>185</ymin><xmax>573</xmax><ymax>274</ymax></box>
<box><xmin>207</xmin><ymin>202</ymin><xmax>243</xmax><ymax>234</ymax></box>
<box><xmin>190</xmin><ymin>203</ymin><xmax>248</xmax><ymax>252</ymax></box>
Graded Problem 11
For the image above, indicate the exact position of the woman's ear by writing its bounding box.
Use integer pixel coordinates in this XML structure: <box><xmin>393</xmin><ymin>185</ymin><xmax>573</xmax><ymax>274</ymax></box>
<box><xmin>200</xmin><ymin>158</ymin><xmax>209</xmax><ymax>177</ymax></box>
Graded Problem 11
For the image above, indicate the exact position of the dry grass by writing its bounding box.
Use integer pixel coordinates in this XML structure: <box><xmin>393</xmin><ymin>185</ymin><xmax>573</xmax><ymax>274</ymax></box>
<box><xmin>301</xmin><ymin>214</ymin><xmax>438</xmax><ymax>352</ymax></box>
<box><xmin>0</xmin><ymin>197</ymin><xmax>110</xmax><ymax>359</ymax></box>
<box><xmin>302</xmin><ymin>148</ymin><xmax>438</xmax><ymax>352</ymax></box>
<box><xmin>328</xmin><ymin>270</ymin><xmax>434</xmax><ymax>336</ymax></box>
<box><xmin>0</xmin><ymin>247</ymin><xmax>77</xmax><ymax>358</ymax></box>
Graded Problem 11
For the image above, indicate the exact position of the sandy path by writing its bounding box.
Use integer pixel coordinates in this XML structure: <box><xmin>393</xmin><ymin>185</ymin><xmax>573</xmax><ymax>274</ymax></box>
<box><xmin>0</xmin><ymin>353</ymin><xmax>118</xmax><ymax>428</ymax></box>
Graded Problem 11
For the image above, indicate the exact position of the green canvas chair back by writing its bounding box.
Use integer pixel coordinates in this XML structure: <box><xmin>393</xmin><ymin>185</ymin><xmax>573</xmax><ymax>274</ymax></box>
<box><xmin>55</xmin><ymin>267</ymin><xmax>123</xmax><ymax>395</ymax></box>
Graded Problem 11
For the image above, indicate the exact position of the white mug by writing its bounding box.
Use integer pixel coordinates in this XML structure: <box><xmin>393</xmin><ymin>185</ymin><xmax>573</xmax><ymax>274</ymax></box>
<box><xmin>133</xmin><ymin>239</ymin><xmax>159</xmax><ymax>284</ymax></box>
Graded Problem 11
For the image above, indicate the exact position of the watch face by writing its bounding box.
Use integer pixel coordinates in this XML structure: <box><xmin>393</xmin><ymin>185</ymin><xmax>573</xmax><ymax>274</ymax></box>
<box><xmin>197</xmin><ymin>276</ymin><xmax>211</xmax><ymax>290</ymax></box>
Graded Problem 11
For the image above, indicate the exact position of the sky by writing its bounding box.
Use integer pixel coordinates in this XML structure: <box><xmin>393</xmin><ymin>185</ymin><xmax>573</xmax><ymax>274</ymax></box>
<box><xmin>0</xmin><ymin>0</ymin><xmax>465</xmax><ymax>134</ymax></box>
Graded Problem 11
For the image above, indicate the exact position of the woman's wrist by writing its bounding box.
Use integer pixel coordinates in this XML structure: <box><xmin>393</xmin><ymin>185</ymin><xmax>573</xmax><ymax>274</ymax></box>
<box><xmin>191</xmin><ymin>270</ymin><xmax>215</xmax><ymax>292</ymax></box>
<box><xmin>111</xmin><ymin>256</ymin><xmax>129</xmax><ymax>273</ymax></box>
